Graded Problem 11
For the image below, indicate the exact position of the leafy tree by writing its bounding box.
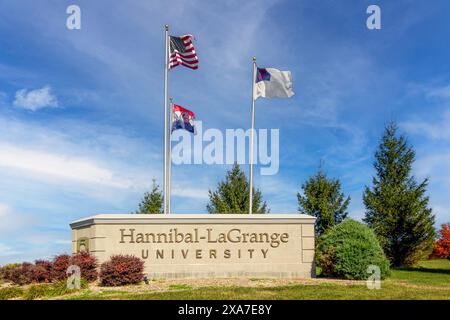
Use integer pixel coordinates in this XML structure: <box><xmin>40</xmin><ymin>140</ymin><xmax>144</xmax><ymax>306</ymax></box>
<box><xmin>136</xmin><ymin>179</ymin><xmax>163</xmax><ymax>214</ymax></box>
<box><xmin>207</xmin><ymin>163</ymin><xmax>268</xmax><ymax>214</ymax></box>
<box><xmin>363</xmin><ymin>122</ymin><xmax>435</xmax><ymax>266</ymax></box>
<box><xmin>297</xmin><ymin>167</ymin><xmax>350</xmax><ymax>236</ymax></box>
<box><xmin>430</xmin><ymin>223</ymin><xmax>450</xmax><ymax>259</ymax></box>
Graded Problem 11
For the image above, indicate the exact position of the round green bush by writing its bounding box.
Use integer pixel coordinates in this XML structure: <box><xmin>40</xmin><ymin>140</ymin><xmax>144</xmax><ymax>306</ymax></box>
<box><xmin>317</xmin><ymin>219</ymin><xmax>390</xmax><ymax>280</ymax></box>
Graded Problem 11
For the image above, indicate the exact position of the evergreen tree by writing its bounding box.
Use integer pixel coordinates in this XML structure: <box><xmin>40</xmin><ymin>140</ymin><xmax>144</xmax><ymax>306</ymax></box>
<box><xmin>297</xmin><ymin>167</ymin><xmax>350</xmax><ymax>236</ymax></box>
<box><xmin>136</xmin><ymin>179</ymin><xmax>163</xmax><ymax>214</ymax></box>
<box><xmin>207</xmin><ymin>163</ymin><xmax>268</xmax><ymax>214</ymax></box>
<box><xmin>363</xmin><ymin>122</ymin><xmax>435</xmax><ymax>266</ymax></box>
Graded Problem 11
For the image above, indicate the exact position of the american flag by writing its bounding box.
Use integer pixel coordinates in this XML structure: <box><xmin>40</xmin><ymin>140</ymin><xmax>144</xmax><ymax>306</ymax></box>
<box><xmin>169</xmin><ymin>35</ymin><xmax>199</xmax><ymax>70</ymax></box>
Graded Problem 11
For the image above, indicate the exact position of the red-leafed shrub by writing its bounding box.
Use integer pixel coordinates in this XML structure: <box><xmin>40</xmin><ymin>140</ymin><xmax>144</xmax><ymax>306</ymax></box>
<box><xmin>430</xmin><ymin>223</ymin><xmax>450</xmax><ymax>259</ymax></box>
<box><xmin>2</xmin><ymin>263</ymin><xmax>36</xmax><ymax>285</ymax></box>
<box><xmin>0</xmin><ymin>264</ymin><xmax>19</xmax><ymax>281</ymax></box>
<box><xmin>50</xmin><ymin>254</ymin><xmax>71</xmax><ymax>281</ymax></box>
<box><xmin>70</xmin><ymin>252</ymin><xmax>98</xmax><ymax>282</ymax></box>
<box><xmin>0</xmin><ymin>264</ymin><xmax>21</xmax><ymax>284</ymax></box>
<box><xmin>99</xmin><ymin>255</ymin><xmax>144</xmax><ymax>287</ymax></box>
<box><xmin>33</xmin><ymin>260</ymin><xmax>52</xmax><ymax>283</ymax></box>
<box><xmin>2</xmin><ymin>261</ymin><xmax>53</xmax><ymax>285</ymax></box>
<box><xmin>1</xmin><ymin>252</ymin><xmax>98</xmax><ymax>285</ymax></box>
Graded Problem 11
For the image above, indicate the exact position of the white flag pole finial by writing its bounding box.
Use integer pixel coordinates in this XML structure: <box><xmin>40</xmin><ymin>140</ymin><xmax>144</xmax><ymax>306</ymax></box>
<box><xmin>249</xmin><ymin>57</ymin><xmax>257</xmax><ymax>215</ymax></box>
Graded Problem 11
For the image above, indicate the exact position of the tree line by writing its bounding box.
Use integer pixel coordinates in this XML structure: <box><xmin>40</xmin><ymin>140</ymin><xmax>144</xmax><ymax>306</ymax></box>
<box><xmin>135</xmin><ymin>122</ymin><xmax>436</xmax><ymax>267</ymax></box>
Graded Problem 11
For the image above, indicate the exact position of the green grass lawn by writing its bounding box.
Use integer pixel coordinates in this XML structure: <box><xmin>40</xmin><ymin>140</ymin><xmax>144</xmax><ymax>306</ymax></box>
<box><xmin>71</xmin><ymin>283</ymin><xmax>450</xmax><ymax>300</ymax></box>
<box><xmin>1</xmin><ymin>259</ymin><xmax>449</xmax><ymax>300</ymax></box>
<box><xmin>389</xmin><ymin>259</ymin><xmax>450</xmax><ymax>288</ymax></box>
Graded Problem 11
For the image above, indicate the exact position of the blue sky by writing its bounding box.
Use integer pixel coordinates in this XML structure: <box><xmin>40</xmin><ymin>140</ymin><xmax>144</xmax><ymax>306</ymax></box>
<box><xmin>1</xmin><ymin>0</ymin><xmax>450</xmax><ymax>264</ymax></box>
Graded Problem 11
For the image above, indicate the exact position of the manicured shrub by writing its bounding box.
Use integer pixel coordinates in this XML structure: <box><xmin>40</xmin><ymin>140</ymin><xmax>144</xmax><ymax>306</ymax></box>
<box><xmin>2</xmin><ymin>263</ymin><xmax>36</xmax><ymax>285</ymax></box>
<box><xmin>430</xmin><ymin>223</ymin><xmax>450</xmax><ymax>259</ymax></box>
<box><xmin>70</xmin><ymin>252</ymin><xmax>98</xmax><ymax>282</ymax></box>
<box><xmin>99</xmin><ymin>255</ymin><xmax>144</xmax><ymax>287</ymax></box>
<box><xmin>317</xmin><ymin>219</ymin><xmax>390</xmax><ymax>280</ymax></box>
<box><xmin>1</xmin><ymin>262</ymin><xmax>52</xmax><ymax>285</ymax></box>
<box><xmin>51</xmin><ymin>254</ymin><xmax>71</xmax><ymax>281</ymax></box>
<box><xmin>52</xmin><ymin>252</ymin><xmax>98</xmax><ymax>282</ymax></box>
<box><xmin>0</xmin><ymin>264</ymin><xmax>20</xmax><ymax>282</ymax></box>
<box><xmin>33</xmin><ymin>260</ymin><xmax>52</xmax><ymax>283</ymax></box>
<box><xmin>1</xmin><ymin>252</ymin><xmax>98</xmax><ymax>286</ymax></box>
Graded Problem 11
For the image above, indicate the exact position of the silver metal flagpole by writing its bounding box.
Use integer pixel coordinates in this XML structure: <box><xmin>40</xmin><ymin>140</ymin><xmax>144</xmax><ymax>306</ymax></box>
<box><xmin>163</xmin><ymin>24</ymin><xmax>169</xmax><ymax>215</ymax></box>
<box><xmin>168</xmin><ymin>97</ymin><xmax>173</xmax><ymax>214</ymax></box>
<box><xmin>248</xmin><ymin>57</ymin><xmax>257</xmax><ymax>215</ymax></box>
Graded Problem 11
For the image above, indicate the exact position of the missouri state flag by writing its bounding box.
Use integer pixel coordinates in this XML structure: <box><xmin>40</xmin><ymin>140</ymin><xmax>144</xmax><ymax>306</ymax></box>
<box><xmin>254</xmin><ymin>67</ymin><xmax>294</xmax><ymax>99</ymax></box>
<box><xmin>172</xmin><ymin>104</ymin><xmax>195</xmax><ymax>134</ymax></box>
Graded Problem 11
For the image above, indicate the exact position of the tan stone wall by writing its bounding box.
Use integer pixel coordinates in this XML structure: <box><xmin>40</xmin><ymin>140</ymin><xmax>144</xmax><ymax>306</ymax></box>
<box><xmin>71</xmin><ymin>214</ymin><xmax>316</xmax><ymax>279</ymax></box>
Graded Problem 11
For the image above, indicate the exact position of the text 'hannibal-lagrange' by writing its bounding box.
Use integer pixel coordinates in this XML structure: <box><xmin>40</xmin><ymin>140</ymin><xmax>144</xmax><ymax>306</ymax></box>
<box><xmin>119</xmin><ymin>228</ymin><xmax>291</xmax><ymax>260</ymax></box>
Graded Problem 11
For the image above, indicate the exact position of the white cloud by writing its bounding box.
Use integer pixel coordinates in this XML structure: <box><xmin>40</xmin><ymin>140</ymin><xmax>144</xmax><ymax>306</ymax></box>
<box><xmin>426</xmin><ymin>84</ymin><xmax>450</xmax><ymax>99</ymax></box>
<box><xmin>433</xmin><ymin>206</ymin><xmax>449</xmax><ymax>220</ymax></box>
<box><xmin>13</xmin><ymin>86</ymin><xmax>58</xmax><ymax>111</ymax></box>
<box><xmin>401</xmin><ymin>116</ymin><xmax>450</xmax><ymax>140</ymax></box>
<box><xmin>200</xmin><ymin>0</ymin><xmax>279</xmax><ymax>71</ymax></box>
<box><xmin>0</xmin><ymin>203</ymin><xmax>10</xmax><ymax>218</ymax></box>
<box><xmin>0</xmin><ymin>143</ymin><xmax>130</xmax><ymax>188</ymax></box>
<box><xmin>0</xmin><ymin>115</ymin><xmax>215</xmax><ymax>209</ymax></box>
<box><xmin>416</xmin><ymin>125</ymin><xmax>450</xmax><ymax>140</ymax></box>
<box><xmin>257</xmin><ymin>176</ymin><xmax>299</xmax><ymax>213</ymax></box>
<box><xmin>0</xmin><ymin>114</ymin><xmax>163</xmax><ymax>194</ymax></box>
<box><xmin>0</xmin><ymin>243</ymin><xmax>22</xmax><ymax>257</ymax></box>
<box><xmin>415</xmin><ymin>152</ymin><xmax>450</xmax><ymax>184</ymax></box>
<box><xmin>400</xmin><ymin>89</ymin><xmax>450</xmax><ymax>225</ymax></box>
<box><xmin>0</xmin><ymin>203</ymin><xmax>32</xmax><ymax>233</ymax></box>
<box><xmin>413</xmin><ymin>153</ymin><xmax>450</xmax><ymax>224</ymax></box>
<box><xmin>171</xmin><ymin>186</ymin><xmax>209</xmax><ymax>200</ymax></box>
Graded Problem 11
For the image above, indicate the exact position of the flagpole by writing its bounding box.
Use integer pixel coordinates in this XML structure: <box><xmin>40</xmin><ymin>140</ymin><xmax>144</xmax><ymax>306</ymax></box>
<box><xmin>248</xmin><ymin>57</ymin><xmax>257</xmax><ymax>215</ymax></box>
<box><xmin>163</xmin><ymin>24</ymin><xmax>169</xmax><ymax>215</ymax></box>
<box><xmin>168</xmin><ymin>97</ymin><xmax>173</xmax><ymax>214</ymax></box>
